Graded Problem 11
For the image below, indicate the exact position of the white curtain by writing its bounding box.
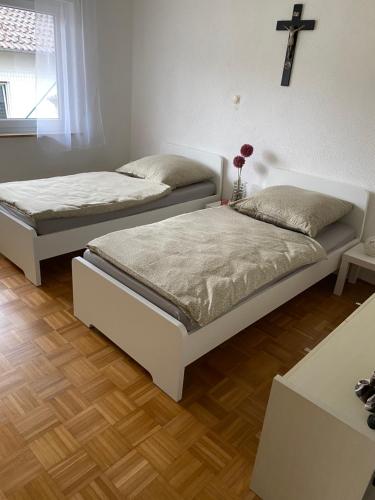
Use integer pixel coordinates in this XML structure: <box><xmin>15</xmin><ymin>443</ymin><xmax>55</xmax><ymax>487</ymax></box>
<box><xmin>35</xmin><ymin>0</ymin><xmax>104</xmax><ymax>149</ymax></box>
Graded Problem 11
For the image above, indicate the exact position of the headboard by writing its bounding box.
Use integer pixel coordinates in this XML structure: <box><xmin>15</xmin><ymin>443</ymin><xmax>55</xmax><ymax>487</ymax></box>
<box><xmin>161</xmin><ymin>143</ymin><xmax>224</xmax><ymax>198</ymax></box>
<box><xmin>260</xmin><ymin>166</ymin><xmax>369</xmax><ymax>240</ymax></box>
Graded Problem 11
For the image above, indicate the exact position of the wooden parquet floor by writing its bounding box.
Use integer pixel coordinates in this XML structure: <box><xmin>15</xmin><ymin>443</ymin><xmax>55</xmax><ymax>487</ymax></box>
<box><xmin>0</xmin><ymin>252</ymin><xmax>373</xmax><ymax>499</ymax></box>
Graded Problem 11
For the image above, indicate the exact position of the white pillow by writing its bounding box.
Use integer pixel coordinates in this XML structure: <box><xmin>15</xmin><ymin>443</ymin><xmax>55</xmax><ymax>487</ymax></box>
<box><xmin>231</xmin><ymin>185</ymin><xmax>353</xmax><ymax>238</ymax></box>
<box><xmin>117</xmin><ymin>154</ymin><xmax>213</xmax><ymax>189</ymax></box>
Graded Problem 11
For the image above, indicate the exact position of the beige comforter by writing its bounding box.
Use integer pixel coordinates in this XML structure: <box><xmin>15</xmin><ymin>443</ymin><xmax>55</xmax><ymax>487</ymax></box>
<box><xmin>88</xmin><ymin>207</ymin><xmax>327</xmax><ymax>327</ymax></box>
<box><xmin>0</xmin><ymin>172</ymin><xmax>171</xmax><ymax>220</ymax></box>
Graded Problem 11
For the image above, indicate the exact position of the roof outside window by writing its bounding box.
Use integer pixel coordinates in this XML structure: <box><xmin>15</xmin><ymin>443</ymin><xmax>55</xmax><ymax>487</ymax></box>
<box><xmin>0</xmin><ymin>5</ymin><xmax>55</xmax><ymax>53</ymax></box>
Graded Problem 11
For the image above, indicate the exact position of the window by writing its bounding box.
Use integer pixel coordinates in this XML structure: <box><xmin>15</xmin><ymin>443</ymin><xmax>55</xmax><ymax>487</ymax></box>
<box><xmin>0</xmin><ymin>82</ymin><xmax>8</xmax><ymax>118</ymax></box>
<box><xmin>0</xmin><ymin>0</ymin><xmax>104</xmax><ymax>147</ymax></box>
<box><xmin>0</xmin><ymin>1</ymin><xmax>59</xmax><ymax>134</ymax></box>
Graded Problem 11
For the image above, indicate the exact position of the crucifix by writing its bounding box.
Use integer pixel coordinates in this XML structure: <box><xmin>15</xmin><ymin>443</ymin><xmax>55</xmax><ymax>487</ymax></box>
<box><xmin>277</xmin><ymin>4</ymin><xmax>316</xmax><ymax>86</ymax></box>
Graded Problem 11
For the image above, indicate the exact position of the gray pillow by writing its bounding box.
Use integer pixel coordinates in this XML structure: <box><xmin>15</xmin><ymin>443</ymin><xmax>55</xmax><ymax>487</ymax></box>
<box><xmin>116</xmin><ymin>154</ymin><xmax>213</xmax><ymax>189</ymax></box>
<box><xmin>231</xmin><ymin>185</ymin><xmax>353</xmax><ymax>238</ymax></box>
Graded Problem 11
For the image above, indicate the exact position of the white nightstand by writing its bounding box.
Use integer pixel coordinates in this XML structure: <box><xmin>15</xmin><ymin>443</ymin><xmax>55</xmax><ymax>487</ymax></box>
<box><xmin>334</xmin><ymin>243</ymin><xmax>375</xmax><ymax>296</ymax></box>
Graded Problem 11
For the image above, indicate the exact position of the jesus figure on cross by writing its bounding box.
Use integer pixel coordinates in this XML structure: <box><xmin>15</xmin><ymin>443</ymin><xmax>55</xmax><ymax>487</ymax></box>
<box><xmin>284</xmin><ymin>24</ymin><xmax>305</xmax><ymax>67</ymax></box>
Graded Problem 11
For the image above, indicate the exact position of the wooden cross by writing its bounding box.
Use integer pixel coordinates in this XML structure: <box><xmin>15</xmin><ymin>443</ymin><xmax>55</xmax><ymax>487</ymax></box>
<box><xmin>277</xmin><ymin>4</ymin><xmax>316</xmax><ymax>86</ymax></box>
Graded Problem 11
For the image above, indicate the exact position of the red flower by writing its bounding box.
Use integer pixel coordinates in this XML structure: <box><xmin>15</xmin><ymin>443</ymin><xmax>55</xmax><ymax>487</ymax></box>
<box><xmin>241</xmin><ymin>144</ymin><xmax>254</xmax><ymax>157</ymax></box>
<box><xmin>233</xmin><ymin>156</ymin><xmax>245</xmax><ymax>169</ymax></box>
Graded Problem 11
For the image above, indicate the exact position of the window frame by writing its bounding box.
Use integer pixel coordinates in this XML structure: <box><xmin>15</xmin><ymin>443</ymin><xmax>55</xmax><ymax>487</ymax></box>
<box><xmin>0</xmin><ymin>0</ymin><xmax>61</xmax><ymax>136</ymax></box>
<box><xmin>0</xmin><ymin>82</ymin><xmax>9</xmax><ymax>119</ymax></box>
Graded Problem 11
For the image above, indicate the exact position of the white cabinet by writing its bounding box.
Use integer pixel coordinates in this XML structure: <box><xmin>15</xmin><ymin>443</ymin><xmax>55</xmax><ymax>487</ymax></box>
<box><xmin>251</xmin><ymin>294</ymin><xmax>375</xmax><ymax>500</ymax></box>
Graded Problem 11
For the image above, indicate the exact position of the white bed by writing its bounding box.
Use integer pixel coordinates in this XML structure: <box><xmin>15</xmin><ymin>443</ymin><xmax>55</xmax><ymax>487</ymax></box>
<box><xmin>0</xmin><ymin>144</ymin><xmax>223</xmax><ymax>285</ymax></box>
<box><xmin>72</xmin><ymin>166</ymin><xmax>369</xmax><ymax>402</ymax></box>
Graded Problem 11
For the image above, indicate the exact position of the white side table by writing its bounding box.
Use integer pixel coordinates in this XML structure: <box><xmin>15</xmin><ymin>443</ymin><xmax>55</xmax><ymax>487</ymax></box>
<box><xmin>334</xmin><ymin>243</ymin><xmax>375</xmax><ymax>296</ymax></box>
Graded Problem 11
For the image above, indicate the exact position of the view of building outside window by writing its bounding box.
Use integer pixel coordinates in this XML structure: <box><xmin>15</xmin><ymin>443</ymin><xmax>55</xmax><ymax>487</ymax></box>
<box><xmin>0</xmin><ymin>81</ymin><xmax>8</xmax><ymax>118</ymax></box>
<box><xmin>0</xmin><ymin>5</ymin><xmax>58</xmax><ymax>120</ymax></box>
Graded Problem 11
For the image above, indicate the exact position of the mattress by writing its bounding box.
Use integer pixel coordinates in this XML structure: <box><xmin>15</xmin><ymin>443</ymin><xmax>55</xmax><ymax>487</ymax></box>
<box><xmin>0</xmin><ymin>181</ymin><xmax>216</xmax><ymax>235</ymax></box>
<box><xmin>84</xmin><ymin>221</ymin><xmax>356</xmax><ymax>332</ymax></box>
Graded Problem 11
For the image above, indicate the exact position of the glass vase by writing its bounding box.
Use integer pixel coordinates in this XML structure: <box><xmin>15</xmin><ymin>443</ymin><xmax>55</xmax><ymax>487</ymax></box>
<box><xmin>231</xmin><ymin>179</ymin><xmax>247</xmax><ymax>202</ymax></box>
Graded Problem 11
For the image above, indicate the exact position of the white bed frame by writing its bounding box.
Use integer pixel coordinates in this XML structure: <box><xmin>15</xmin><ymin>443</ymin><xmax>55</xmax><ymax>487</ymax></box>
<box><xmin>0</xmin><ymin>144</ymin><xmax>223</xmax><ymax>286</ymax></box>
<box><xmin>73</xmin><ymin>166</ymin><xmax>369</xmax><ymax>402</ymax></box>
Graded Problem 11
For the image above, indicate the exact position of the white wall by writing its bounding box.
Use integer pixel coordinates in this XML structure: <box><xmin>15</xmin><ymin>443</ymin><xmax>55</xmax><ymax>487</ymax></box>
<box><xmin>131</xmin><ymin>0</ymin><xmax>375</xmax><ymax>237</ymax></box>
<box><xmin>0</xmin><ymin>0</ymin><xmax>132</xmax><ymax>182</ymax></box>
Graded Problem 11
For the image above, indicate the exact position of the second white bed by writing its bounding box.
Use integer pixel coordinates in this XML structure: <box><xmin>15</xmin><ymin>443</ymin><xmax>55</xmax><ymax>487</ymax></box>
<box><xmin>0</xmin><ymin>144</ymin><xmax>223</xmax><ymax>285</ymax></box>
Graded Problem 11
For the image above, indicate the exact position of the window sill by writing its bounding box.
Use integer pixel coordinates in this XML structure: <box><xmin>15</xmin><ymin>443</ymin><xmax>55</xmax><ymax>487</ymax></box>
<box><xmin>0</xmin><ymin>133</ymin><xmax>36</xmax><ymax>138</ymax></box>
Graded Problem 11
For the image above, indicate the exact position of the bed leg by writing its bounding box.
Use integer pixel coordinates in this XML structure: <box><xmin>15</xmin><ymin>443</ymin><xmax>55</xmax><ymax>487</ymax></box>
<box><xmin>24</xmin><ymin>261</ymin><xmax>41</xmax><ymax>287</ymax></box>
<box><xmin>73</xmin><ymin>302</ymin><xmax>93</xmax><ymax>328</ymax></box>
<box><xmin>152</xmin><ymin>367</ymin><xmax>185</xmax><ymax>402</ymax></box>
